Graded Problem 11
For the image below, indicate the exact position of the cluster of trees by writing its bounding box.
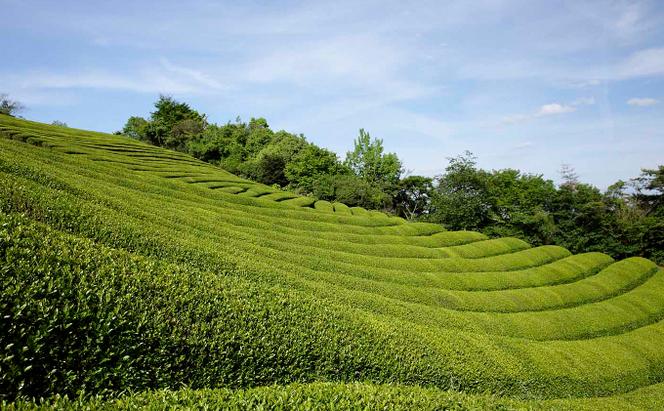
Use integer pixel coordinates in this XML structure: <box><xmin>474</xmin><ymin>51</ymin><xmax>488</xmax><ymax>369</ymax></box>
<box><xmin>121</xmin><ymin>96</ymin><xmax>402</xmax><ymax>210</ymax></box>
<box><xmin>422</xmin><ymin>153</ymin><xmax>663</xmax><ymax>264</ymax></box>
<box><xmin>118</xmin><ymin>96</ymin><xmax>663</xmax><ymax>264</ymax></box>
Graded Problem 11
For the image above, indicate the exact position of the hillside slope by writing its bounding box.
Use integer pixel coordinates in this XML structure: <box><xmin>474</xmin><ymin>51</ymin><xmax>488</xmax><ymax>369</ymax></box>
<box><xmin>1</xmin><ymin>114</ymin><xmax>663</xmax><ymax>409</ymax></box>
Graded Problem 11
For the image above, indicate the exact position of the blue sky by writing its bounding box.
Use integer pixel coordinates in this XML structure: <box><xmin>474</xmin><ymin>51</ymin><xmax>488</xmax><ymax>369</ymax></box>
<box><xmin>2</xmin><ymin>0</ymin><xmax>663</xmax><ymax>188</ymax></box>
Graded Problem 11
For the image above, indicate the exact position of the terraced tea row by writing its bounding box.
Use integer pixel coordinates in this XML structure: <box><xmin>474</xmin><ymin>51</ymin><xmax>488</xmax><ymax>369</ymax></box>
<box><xmin>0</xmin><ymin>120</ymin><xmax>409</xmax><ymax>224</ymax></box>
<box><xmin>13</xmin><ymin>382</ymin><xmax>664</xmax><ymax>410</ymax></box>
<box><xmin>1</xmin><ymin>115</ymin><xmax>663</xmax><ymax>407</ymax></box>
<box><xmin>1</xmin><ymin>137</ymin><xmax>660</xmax><ymax>340</ymax></box>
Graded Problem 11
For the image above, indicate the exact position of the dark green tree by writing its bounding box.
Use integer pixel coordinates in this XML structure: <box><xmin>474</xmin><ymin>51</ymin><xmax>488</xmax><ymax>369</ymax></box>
<box><xmin>551</xmin><ymin>181</ymin><xmax>621</xmax><ymax>254</ymax></box>
<box><xmin>285</xmin><ymin>145</ymin><xmax>346</xmax><ymax>193</ymax></box>
<box><xmin>313</xmin><ymin>174</ymin><xmax>389</xmax><ymax>209</ymax></box>
<box><xmin>393</xmin><ymin>175</ymin><xmax>433</xmax><ymax>220</ymax></box>
<box><xmin>243</xmin><ymin>131</ymin><xmax>307</xmax><ymax>186</ymax></box>
<box><xmin>144</xmin><ymin>95</ymin><xmax>207</xmax><ymax>149</ymax></box>
<box><xmin>431</xmin><ymin>151</ymin><xmax>491</xmax><ymax>230</ymax></box>
<box><xmin>482</xmin><ymin>170</ymin><xmax>557</xmax><ymax>244</ymax></box>
<box><xmin>632</xmin><ymin>166</ymin><xmax>664</xmax><ymax>217</ymax></box>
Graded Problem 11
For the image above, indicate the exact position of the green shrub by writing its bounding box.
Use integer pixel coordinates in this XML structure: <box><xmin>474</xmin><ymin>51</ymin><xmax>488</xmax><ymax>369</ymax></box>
<box><xmin>2</xmin><ymin>115</ymin><xmax>664</xmax><ymax>407</ymax></box>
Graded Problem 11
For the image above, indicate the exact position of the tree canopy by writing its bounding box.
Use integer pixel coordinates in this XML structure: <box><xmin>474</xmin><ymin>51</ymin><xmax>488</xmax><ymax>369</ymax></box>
<box><xmin>119</xmin><ymin>96</ymin><xmax>663</xmax><ymax>264</ymax></box>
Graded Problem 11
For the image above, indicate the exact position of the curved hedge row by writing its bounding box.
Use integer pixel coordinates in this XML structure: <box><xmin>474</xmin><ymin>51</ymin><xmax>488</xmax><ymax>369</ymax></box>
<box><xmin>1</xmin><ymin>169</ymin><xmax>660</xmax><ymax>342</ymax></box>
<box><xmin>1</xmin><ymin>115</ymin><xmax>663</xmax><ymax>407</ymax></box>
<box><xmin>10</xmin><ymin>382</ymin><xmax>664</xmax><ymax>410</ymax></box>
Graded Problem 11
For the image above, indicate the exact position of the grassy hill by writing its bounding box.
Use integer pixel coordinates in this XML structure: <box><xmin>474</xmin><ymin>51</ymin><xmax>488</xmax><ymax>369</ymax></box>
<box><xmin>1</xmin><ymin>114</ymin><xmax>663</xmax><ymax>410</ymax></box>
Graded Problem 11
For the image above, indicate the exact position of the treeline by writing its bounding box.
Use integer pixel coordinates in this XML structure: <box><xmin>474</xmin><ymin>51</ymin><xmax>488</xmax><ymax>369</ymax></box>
<box><xmin>120</xmin><ymin>96</ymin><xmax>402</xmax><ymax>210</ymax></box>
<box><xmin>427</xmin><ymin>153</ymin><xmax>663</xmax><ymax>264</ymax></box>
<box><xmin>120</xmin><ymin>95</ymin><xmax>663</xmax><ymax>264</ymax></box>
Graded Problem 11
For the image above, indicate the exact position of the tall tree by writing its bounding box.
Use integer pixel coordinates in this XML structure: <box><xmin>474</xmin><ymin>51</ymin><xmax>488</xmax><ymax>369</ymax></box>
<box><xmin>344</xmin><ymin>129</ymin><xmax>402</xmax><ymax>187</ymax></box>
<box><xmin>145</xmin><ymin>95</ymin><xmax>207</xmax><ymax>149</ymax></box>
<box><xmin>285</xmin><ymin>145</ymin><xmax>346</xmax><ymax>193</ymax></box>
<box><xmin>431</xmin><ymin>151</ymin><xmax>491</xmax><ymax>230</ymax></box>
<box><xmin>394</xmin><ymin>175</ymin><xmax>433</xmax><ymax>220</ymax></box>
<box><xmin>560</xmin><ymin>164</ymin><xmax>579</xmax><ymax>189</ymax></box>
<box><xmin>632</xmin><ymin>166</ymin><xmax>664</xmax><ymax>217</ymax></box>
<box><xmin>483</xmin><ymin>169</ymin><xmax>557</xmax><ymax>245</ymax></box>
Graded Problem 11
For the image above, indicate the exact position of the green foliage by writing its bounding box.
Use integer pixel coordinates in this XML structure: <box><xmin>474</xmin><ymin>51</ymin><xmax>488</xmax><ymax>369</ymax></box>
<box><xmin>4</xmin><ymin>112</ymin><xmax>663</xmax><ymax>408</ymax></box>
<box><xmin>632</xmin><ymin>165</ymin><xmax>664</xmax><ymax>217</ymax></box>
<box><xmin>312</xmin><ymin>173</ymin><xmax>391</xmax><ymax>210</ymax></box>
<box><xmin>285</xmin><ymin>145</ymin><xmax>345</xmax><ymax>193</ymax></box>
<box><xmin>0</xmin><ymin>94</ymin><xmax>24</xmax><ymax>117</ymax></box>
<box><xmin>431</xmin><ymin>151</ymin><xmax>491</xmax><ymax>230</ymax></box>
<box><xmin>146</xmin><ymin>95</ymin><xmax>207</xmax><ymax>150</ymax></box>
<box><xmin>10</xmin><ymin>381</ymin><xmax>664</xmax><ymax>410</ymax></box>
<box><xmin>243</xmin><ymin>131</ymin><xmax>307</xmax><ymax>186</ymax></box>
<box><xmin>394</xmin><ymin>175</ymin><xmax>433</xmax><ymax>220</ymax></box>
<box><xmin>121</xmin><ymin>116</ymin><xmax>149</xmax><ymax>141</ymax></box>
<box><xmin>344</xmin><ymin>128</ymin><xmax>402</xmax><ymax>188</ymax></box>
<box><xmin>428</xmin><ymin>152</ymin><xmax>663</xmax><ymax>264</ymax></box>
<box><xmin>121</xmin><ymin>96</ymin><xmax>206</xmax><ymax>150</ymax></box>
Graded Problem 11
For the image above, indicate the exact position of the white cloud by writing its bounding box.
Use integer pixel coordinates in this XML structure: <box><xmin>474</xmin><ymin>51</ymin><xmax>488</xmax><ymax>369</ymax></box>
<box><xmin>612</xmin><ymin>2</ymin><xmax>645</xmax><ymax>39</ymax></box>
<box><xmin>240</xmin><ymin>34</ymin><xmax>426</xmax><ymax>100</ymax></box>
<box><xmin>158</xmin><ymin>58</ymin><xmax>226</xmax><ymax>91</ymax></box>
<box><xmin>501</xmin><ymin>97</ymin><xmax>593</xmax><ymax>126</ymax></box>
<box><xmin>627</xmin><ymin>97</ymin><xmax>659</xmax><ymax>107</ymax></box>
<box><xmin>460</xmin><ymin>46</ymin><xmax>664</xmax><ymax>84</ymax></box>
<box><xmin>3</xmin><ymin>59</ymin><xmax>228</xmax><ymax>96</ymax></box>
<box><xmin>537</xmin><ymin>103</ymin><xmax>576</xmax><ymax>116</ymax></box>
<box><xmin>616</xmin><ymin>47</ymin><xmax>664</xmax><ymax>78</ymax></box>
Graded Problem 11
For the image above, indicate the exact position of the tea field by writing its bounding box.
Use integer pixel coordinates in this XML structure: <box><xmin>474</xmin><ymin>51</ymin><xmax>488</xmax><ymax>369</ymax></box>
<box><xmin>1</xmin><ymin>114</ymin><xmax>663</xmax><ymax>409</ymax></box>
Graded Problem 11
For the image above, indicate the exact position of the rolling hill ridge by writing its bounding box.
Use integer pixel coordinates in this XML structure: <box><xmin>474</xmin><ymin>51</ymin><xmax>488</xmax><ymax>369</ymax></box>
<box><xmin>1</xmin><ymin>114</ymin><xmax>664</xmax><ymax>409</ymax></box>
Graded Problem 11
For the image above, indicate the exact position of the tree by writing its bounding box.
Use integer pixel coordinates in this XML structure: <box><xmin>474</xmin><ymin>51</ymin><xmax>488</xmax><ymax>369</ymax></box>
<box><xmin>0</xmin><ymin>94</ymin><xmax>24</xmax><ymax>117</ymax></box>
<box><xmin>122</xmin><ymin>116</ymin><xmax>150</xmax><ymax>141</ymax></box>
<box><xmin>312</xmin><ymin>173</ymin><xmax>389</xmax><ymax>209</ymax></box>
<box><xmin>50</xmin><ymin>120</ymin><xmax>68</xmax><ymax>127</ymax></box>
<box><xmin>144</xmin><ymin>95</ymin><xmax>207</xmax><ymax>149</ymax></box>
<box><xmin>344</xmin><ymin>129</ymin><xmax>402</xmax><ymax>187</ymax></box>
<box><xmin>285</xmin><ymin>145</ymin><xmax>346</xmax><ymax>193</ymax></box>
<box><xmin>551</xmin><ymin>181</ymin><xmax>618</xmax><ymax>254</ymax></box>
<box><xmin>631</xmin><ymin>166</ymin><xmax>664</xmax><ymax>217</ymax></box>
<box><xmin>430</xmin><ymin>151</ymin><xmax>491</xmax><ymax>230</ymax></box>
<box><xmin>393</xmin><ymin>175</ymin><xmax>433</xmax><ymax>220</ymax></box>
<box><xmin>169</xmin><ymin>118</ymin><xmax>206</xmax><ymax>151</ymax></box>
<box><xmin>560</xmin><ymin>164</ymin><xmax>579</xmax><ymax>189</ymax></box>
<box><xmin>245</xmin><ymin>118</ymin><xmax>272</xmax><ymax>155</ymax></box>
<box><xmin>243</xmin><ymin>131</ymin><xmax>307</xmax><ymax>186</ymax></box>
<box><xmin>482</xmin><ymin>170</ymin><xmax>558</xmax><ymax>245</ymax></box>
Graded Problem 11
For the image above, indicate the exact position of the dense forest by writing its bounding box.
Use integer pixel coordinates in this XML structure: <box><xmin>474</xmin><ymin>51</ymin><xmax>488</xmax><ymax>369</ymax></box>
<box><xmin>118</xmin><ymin>95</ymin><xmax>663</xmax><ymax>264</ymax></box>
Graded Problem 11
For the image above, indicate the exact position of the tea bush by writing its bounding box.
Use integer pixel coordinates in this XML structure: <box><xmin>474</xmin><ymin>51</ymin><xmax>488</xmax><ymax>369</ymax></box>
<box><xmin>2</xmin><ymin>114</ymin><xmax>664</xmax><ymax>408</ymax></box>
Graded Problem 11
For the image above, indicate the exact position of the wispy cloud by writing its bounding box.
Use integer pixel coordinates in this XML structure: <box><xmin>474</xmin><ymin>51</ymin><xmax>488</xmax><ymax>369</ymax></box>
<box><xmin>460</xmin><ymin>46</ymin><xmax>664</xmax><ymax>85</ymax></box>
<box><xmin>514</xmin><ymin>141</ymin><xmax>535</xmax><ymax>150</ymax></box>
<box><xmin>502</xmin><ymin>97</ymin><xmax>595</xmax><ymax>125</ymax></box>
<box><xmin>615</xmin><ymin>47</ymin><xmax>664</xmax><ymax>78</ymax></box>
<box><xmin>627</xmin><ymin>97</ymin><xmax>659</xmax><ymax>106</ymax></box>
<box><xmin>2</xmin><ymin>59</ymin><xmax>228</xmax><ymax>96</ymax></box>
<box><xmin>537</xmin><ymin>103</ymin><xmax>576</xmax><ymax>116</ymax></box>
